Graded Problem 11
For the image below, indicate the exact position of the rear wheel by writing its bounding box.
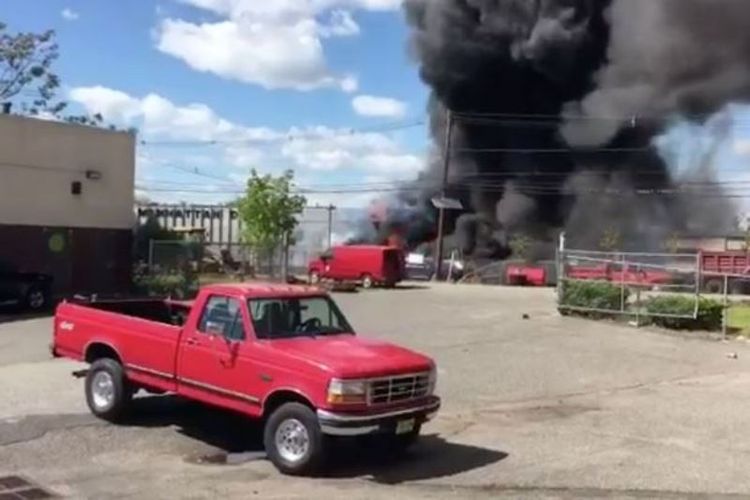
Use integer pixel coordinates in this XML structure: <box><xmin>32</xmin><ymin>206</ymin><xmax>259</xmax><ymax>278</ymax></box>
<box><xmin>85</xmin><ymin>358</ymin><xmax>132</xmax><ymax>422</ymax></box>
<box><xmin>361</xmin><ymin>274</ymin><xmax>374</xmax><ymax>289</ymax></box>
<box><xmin>264</xmin><ymin>402</ymin><xmax>325</xmax><ymax>475</ymax></box>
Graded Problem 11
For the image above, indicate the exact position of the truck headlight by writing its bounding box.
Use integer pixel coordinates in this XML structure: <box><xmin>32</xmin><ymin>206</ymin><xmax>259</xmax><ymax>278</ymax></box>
<box><xmin>327</xmin><ymin>379</ymin><xmax>367</xmax><ymax>405</ymax></box>
<box><xmin>428</xmin><ymin>366</ymin><xmax>438</xmax><ymax>395</ymax></box>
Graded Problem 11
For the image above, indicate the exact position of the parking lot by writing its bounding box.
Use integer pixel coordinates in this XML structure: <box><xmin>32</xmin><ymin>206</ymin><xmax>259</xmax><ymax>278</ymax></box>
<box><xmin>3</xmin><ymin>284</ymin><xmax>750</xmax><ymax>499</ymax></box>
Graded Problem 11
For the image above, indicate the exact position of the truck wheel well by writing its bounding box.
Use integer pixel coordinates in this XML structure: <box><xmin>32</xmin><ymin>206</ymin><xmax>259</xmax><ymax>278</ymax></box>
<box><xmin>85</xmin><ymin>343</ymin><xmax>122</xmax><ymax>365</ymax></box>
<box><xmin>262</xmin><ymin>391</ymin><xmax>314</xmax><ymax>419</ymax></box>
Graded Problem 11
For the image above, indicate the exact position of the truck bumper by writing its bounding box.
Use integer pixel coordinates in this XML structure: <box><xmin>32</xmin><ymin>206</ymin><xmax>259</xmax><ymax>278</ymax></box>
<box><xmin>317</xmin><ymin>397</ymin><xmax>440</xmax><ymax>437</ymax></box>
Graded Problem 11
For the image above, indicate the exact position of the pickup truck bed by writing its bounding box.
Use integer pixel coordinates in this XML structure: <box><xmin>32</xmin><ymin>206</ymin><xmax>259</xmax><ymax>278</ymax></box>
<box><xmin>53</xmin><ymin>283</ymin><xmax>440</xmax><ymax>475</ymax></box>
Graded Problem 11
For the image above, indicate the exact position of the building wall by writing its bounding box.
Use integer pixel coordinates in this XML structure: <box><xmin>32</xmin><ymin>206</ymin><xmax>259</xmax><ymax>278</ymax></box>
<box><xmin>0</xmin><ymin>115</ymin><xmax>135</xmax><ymax>296</ymax></box>
<box><xmin>0</xmin><ymin>114</ymin><xmax>135</xmax><ymax>229</ymax></box>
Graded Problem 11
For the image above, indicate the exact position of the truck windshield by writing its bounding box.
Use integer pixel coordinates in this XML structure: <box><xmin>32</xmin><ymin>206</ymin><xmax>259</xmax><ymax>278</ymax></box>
<box><xmin>248</xmin><ymin>296</ymin><xmax>354</xmax><ymax>339</ymax></box>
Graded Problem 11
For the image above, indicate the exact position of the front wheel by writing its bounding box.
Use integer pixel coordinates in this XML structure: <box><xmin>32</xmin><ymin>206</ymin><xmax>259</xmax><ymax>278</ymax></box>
<box><xmin>85</xmin><ymin>358</ymin><xmax>132</xmax><ymax>422</ymax></box>
<box><xmin>264</xmin><ymin>403</ymin><xmax>325</xmax><ymax>475</ymax></box>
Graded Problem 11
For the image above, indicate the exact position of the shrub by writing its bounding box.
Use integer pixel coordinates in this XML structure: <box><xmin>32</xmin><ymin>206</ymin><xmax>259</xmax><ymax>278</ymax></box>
<box><xmin>134</xmin><ymin>273</ymin><xmax>198</xmax><ymax>299</ymax></box>
<box><xmin>645</xmin><ymin>296</ymin><xmax>723</xmax><ymax>331</ymax></box>
<box><xmin>559</xmin><ymin>280</ymin><xmax>628</xmax><ymax>318</ymax></box>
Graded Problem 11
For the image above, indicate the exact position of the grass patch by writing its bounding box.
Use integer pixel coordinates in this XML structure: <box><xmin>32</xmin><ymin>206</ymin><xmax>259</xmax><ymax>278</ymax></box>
<box><xmin>728</xmin><ymin>304</ymin><xmax>750</xmax><ymax>335</ymax></box>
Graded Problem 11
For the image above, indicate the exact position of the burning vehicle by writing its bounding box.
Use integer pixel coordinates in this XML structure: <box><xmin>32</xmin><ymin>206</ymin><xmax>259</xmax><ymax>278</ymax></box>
<box><xmin>350</xmin><ymin>0</ymin><xmax>750</xmax><ymax>273</ymax></box>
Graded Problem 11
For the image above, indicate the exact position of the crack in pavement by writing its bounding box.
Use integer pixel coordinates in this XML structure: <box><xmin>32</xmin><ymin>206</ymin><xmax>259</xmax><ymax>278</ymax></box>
<box><xmin>0</xmin><ymin>413</ymin><xmax>104</xmax><ymax>447</ymax></box>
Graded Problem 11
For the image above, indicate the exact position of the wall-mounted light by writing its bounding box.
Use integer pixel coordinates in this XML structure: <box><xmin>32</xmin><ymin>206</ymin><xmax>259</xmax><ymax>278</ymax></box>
<box><xmin>85</xmin><ymin>169</ymin><xmax>102</xmax><ymax>180</ymax></box>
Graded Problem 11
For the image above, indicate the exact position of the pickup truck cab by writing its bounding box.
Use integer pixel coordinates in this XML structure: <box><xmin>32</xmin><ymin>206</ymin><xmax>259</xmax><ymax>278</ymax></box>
<box><xmin>52</xmin><ymin>283</ymin><xmax>439</xmax><ymax>475</ymax></box>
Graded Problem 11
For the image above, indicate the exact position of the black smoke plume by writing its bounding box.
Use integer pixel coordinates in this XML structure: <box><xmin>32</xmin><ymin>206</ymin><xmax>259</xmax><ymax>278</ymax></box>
<box><xmin>360</xmin><ymin>0</ymin><xmax>750</xmax><ymax>259</ymax></box>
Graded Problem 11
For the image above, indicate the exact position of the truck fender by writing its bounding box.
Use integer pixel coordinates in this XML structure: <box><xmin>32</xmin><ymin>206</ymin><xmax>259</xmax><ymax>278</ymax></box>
<box><xmin>262</xmin><ymin>388</ymin><xmax>316</xmax><ymax>418</ymax></box>
<box><xmin>83</xmin><ymin>340</ymin><xmax>123</xmax><ymax>365</ymax></box>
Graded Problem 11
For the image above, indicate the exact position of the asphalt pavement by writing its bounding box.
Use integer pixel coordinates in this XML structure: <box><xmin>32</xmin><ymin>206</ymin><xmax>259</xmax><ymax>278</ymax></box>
<box><xmin>2</xmin><ymin>283</ymin><xmax>750</xmax><ymax>499</ymax></box>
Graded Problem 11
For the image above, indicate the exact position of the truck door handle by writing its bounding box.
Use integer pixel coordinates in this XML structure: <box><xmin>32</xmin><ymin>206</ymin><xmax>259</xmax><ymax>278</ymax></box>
<box><xmin>186</xmin><ymin>338</ymin><xmax>200</xmax><ymax>346</ymax></box>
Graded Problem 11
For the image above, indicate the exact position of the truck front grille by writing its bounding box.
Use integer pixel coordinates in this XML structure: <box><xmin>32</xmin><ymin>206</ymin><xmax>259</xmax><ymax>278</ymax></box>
<box><xmin>368</xmin><ymin>372</ymin><xmax>430</xmax><ymax>405</ymax></box>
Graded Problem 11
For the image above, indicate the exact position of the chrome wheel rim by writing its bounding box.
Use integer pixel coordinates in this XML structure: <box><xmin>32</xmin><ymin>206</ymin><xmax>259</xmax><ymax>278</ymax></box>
<box><xmin>362</xmin><ymin>276</ymin><xmax>373</xmax><ymax>288</ymax></box>
<box><xmin>91</xmin><ymin>371</ymin><xmax>115</xmax><ymax>410</ymax></box>
<box><xmin>275</xmin><ymin>418</ymin><xmax>310</xmax><ymax>463</ymax></box>
<box><xmin>310</xmin><ymin>273</ymin><xmax>320</xmax><ymax>284</ymax></box>
<box><xmin>28</xmin><ymin>291</ymin><xmax>45</xmax><ymax>309</ymax></box>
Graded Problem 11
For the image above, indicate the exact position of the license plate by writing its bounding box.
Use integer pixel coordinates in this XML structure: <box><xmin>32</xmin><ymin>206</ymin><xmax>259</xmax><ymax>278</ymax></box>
<box><xmin>395</xmin><ymin>418</ymin><xmax>415</xmax><ymax>435</ymax></box>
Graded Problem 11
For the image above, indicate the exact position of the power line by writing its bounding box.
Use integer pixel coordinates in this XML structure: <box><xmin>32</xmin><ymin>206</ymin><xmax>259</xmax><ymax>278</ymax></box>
<box><xmin>137</xmin><ymin>118</ymin><xmax>427</xmax><ymax>147</ymax></box>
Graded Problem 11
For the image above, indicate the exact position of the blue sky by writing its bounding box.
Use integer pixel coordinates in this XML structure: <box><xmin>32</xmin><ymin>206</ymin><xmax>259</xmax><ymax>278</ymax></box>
<box><xmin>3</xmin><ymin>0</ymin><xmax>750</xmax><ymax>212</ymax></box>
<box><xmin>2</xmin><ymin>0</ymin><xmax>431</xmax><ymax>206</ymax></box>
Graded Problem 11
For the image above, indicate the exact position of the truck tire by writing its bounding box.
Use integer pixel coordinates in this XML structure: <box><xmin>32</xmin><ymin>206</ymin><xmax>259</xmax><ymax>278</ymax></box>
<box><xmin>85</xmin><ymin>358</ymin><xmax>132</xmax><ymax>422</ymax></box>
<box><xmin>264</xmin><ymin>402</ymin><xmax>325</xmax><ymax>475</ymax></box>
<box><xmin>309</xmin><ymin>271</ymin><xmax>321</xmax><ymax>285</ymax></box>
<box><xmin>361</xmin><ymin>274</ymin><xmax>374</xmax><ymax>289</ymax></box>
<box><xmin>704</xmin><ymin>279</ymin><xmax>723</xmax><ymax>294</ymax></box>
<box><xmin>26</xmin><ymin>285</ymin><xmax>49</xmax><ymax>311</ymax></box>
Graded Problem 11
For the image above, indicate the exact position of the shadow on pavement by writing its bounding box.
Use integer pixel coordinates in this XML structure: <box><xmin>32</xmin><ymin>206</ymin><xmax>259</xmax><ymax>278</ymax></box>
<box><xmin>324</xmin><ymin>435</ymin><xmax>508</xmax><ymax>484</ymax></box>
<box><xmin>123</xmin><ymin>395</ymin><xmax>507</xmax><ymax>481</ymax></box>
<box><xmin>124</xmin><ymin>395</ymin><xmax>264</xmax><ymax>453</ymax></box>
<box><xmin>0</xmin><ymin>308</ymin><xmax>53</xmax><ymax>324</ymax></box>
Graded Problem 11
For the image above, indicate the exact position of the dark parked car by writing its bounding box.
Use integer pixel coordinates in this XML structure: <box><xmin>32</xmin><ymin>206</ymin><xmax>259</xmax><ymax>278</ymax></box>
<box><xmin>0</xmin><ymin>261</ymin><xmax>53</xmax><ymax>311</ymax></box>
<box><xmin>404</xmin><ymin>253</ymin><xmax>465</xmax><ymax>282</ymax></box>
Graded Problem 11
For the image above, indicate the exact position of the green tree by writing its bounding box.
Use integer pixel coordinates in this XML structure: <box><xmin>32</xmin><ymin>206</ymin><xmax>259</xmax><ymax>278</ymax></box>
<box><xmin>0</xmin><ymin>23</ymin><xmax>112</xmax><ymax>127</ymax></box>
<box><xmin>237</xmin><ymin>170</ymin><xmax>306</xmax><ymax>277</ymax></box>
<box><xmin>664</xmin><ymin>232</ymin><xmax>681</xmax><ymax>254</ymax></box>
<box><xmin>0</xmin><ymin>23</ymin><xmax>65</xmax><ymax>115</ymax></box>
<box><xmin>509</xmin><ymin>233</ymin><xmax>533</xmax><ymax>262</ymax></box>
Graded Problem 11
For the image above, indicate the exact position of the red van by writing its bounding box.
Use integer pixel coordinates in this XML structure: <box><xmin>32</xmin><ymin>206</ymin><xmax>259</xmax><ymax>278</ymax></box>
<box><xmin>308</xmin><ymin>246</ymin><xmax>404</xmax><ymax>288</ymax></box>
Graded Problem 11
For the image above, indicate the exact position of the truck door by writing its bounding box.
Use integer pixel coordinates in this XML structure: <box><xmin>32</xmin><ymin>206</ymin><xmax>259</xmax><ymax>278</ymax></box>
<box><xmin>177</xmin><ymin>294</ymin><xmax>262</xmax><ymax>415</ymax></box>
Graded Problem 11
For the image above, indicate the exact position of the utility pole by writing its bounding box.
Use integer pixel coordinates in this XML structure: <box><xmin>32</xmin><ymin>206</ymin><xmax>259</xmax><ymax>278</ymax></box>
<box><xmin>434</xmin><ymin>109</ymin><xmax>454</xmax><ymax>281</ymax></box>
<box><xmin>305</xmin><ymin>204</ymin><xmax>336</xmax><ymax>249</ymax></box>
<box><xmin>327</xmin><ymin>204</ymin><xmax>335</xmax><ymax>249</ymax></box>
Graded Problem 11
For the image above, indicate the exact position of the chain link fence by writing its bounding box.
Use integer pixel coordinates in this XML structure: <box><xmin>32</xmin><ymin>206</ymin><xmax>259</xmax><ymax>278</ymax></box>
<box><xmin>557</xmin><ymin>249</ymin><xmax>701</xmax><ymax>321</ymax></box>
<box><xmin>146</xmin><ymin>240</ymin><xmax>317</xmax><ymax>280</ymax></box>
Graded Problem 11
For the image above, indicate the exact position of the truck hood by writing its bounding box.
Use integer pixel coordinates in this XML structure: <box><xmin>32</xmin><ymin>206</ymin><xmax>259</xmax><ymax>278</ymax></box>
<box><xmin>265</xmin><ymin>334</ymin><xmax>433</xmax><ymax>378</ymax></box>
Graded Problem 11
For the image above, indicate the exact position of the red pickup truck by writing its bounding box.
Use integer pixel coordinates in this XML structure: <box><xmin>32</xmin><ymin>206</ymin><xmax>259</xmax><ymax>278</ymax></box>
<box><xmin>52</xmin><ymin>283</ymin><xmax>439</xmax><ymax>475</ymax></box>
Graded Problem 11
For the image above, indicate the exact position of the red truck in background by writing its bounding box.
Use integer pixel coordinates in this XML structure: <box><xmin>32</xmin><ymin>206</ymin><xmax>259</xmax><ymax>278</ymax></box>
<box><xmin>308</xmin><ymin>245</ymin><xmax>404</xmax><ymax>289</ymax></box>
<box><xmin>564</xmin><ymin>262</ymin><xmax>674</xmax><ymax>286</ymax></box>
<box><xmin>700</xmin><ymin>251</ymin><xmax>750</xmax><ymax>294</ymax></box>
<box><xmin>52</xmin><ymin>283</ymin><xmax>439</xmax><ymax>475</ymax></box>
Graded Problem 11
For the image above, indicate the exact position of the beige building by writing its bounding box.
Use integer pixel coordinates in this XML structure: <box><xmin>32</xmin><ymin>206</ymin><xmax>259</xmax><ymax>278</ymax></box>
<box><xmin>0</xmin><ymin>114</ymin><xmax>136</xmax><ymax>295</ymax></box>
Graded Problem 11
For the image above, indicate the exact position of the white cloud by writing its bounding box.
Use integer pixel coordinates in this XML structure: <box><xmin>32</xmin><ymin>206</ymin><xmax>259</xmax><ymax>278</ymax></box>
<box><xmin>71</xmin><ymin>86</ymin><xmax>424</xmax><ymax>206</ymax></box>
<box><xmin>61</xmin><ymin>8</ymin><xmax>80</xmax><ymax>21</ymax></box>
<box><xmin>352</xmin><ymin>95</ymin><xmax>407</xmax><ymax>118</ymax></box>
<box><xmin>69</xmin><ymin>86</ymin><xmax>280</xmax><ymax>142</ymax></box>
<box><xmin>735</xmin><ymin>139</ymin><xmax>750</xmax><ymax>156</ymax></box>
<box><xmin>156</xmin><ymin>0</ymin><xmax>398</xmax><ymax>91</ymax></box>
